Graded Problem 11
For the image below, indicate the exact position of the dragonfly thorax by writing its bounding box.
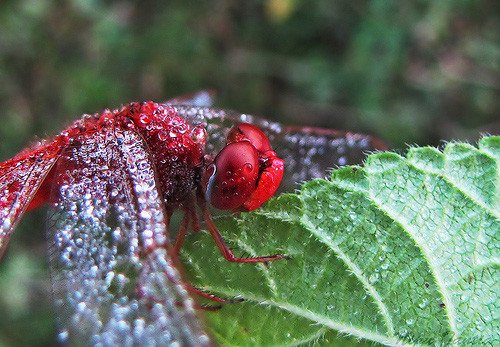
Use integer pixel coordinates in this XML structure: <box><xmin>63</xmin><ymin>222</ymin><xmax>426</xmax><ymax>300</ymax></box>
<box><xmin>123</xmin><ymin>102</ymin><xmax>207</xmax><ymax>206</ymax></box>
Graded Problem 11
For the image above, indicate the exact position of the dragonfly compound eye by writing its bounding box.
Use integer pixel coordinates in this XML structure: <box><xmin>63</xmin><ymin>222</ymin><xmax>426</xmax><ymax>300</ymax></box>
<box><xmin>227</xmin><ymin>123</ymin><xmax>272</xmax><ymax>154</ymax></box>
<box><xmin>203</xmin><ymin>141</ymin><xmax>260</xmax><ymax>210</ymax></box>
<box><xmin>203</xmin><ymin>124</ymin><xmax>285</xmax><ymax>211</ymax></box>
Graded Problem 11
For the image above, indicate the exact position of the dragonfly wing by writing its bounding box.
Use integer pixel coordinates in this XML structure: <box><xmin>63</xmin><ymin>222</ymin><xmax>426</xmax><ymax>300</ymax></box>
<box><xmin>47</xmin><ymin>126</ymin><xmax>210</xmax><ymax>346</ymax></box>
<box><xmin>166</xmin><ymin>90</ymin><xmax>216</xmax><ymax>107</ymax></box>
<box><xmin>0</xmin><ymin>139</ymin><xmax>62</xmax><ymax>258</ymax></box>
<box><xmin>173</xmin><ymin>106</ymin><xmax>386</xmax><ymax>193</ymax></box>
<box><xmin>265</xmin><ymin>125</ymin><xmax>387</xmax><ymax>193</ymax></box>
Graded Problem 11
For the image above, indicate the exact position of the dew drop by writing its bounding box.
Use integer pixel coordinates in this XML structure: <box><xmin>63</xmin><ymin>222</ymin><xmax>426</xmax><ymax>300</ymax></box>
<box><xmin>138</xmin><ymin>113</ymin><xmax>151</xmax><ymax>125</ymax></box>
<box><xmin>243</xmin><ymin>163</ymin><xmax>253</xmax><ymax>172</ymax></box>
<box><xmin>475</xmin><ymin>321</ymin><xmax>485</xmax><ymax>332</ymax></box>
<box><xmin>77</xmin><ymin>302</ymin><xmax>87</xmax><ymax>312</ymax></box>
<box><xmin>57</xmin><ymin>330</ymin><xmax>69</xmax><ymax>342</ymax></box>
<box><xmin>140</xmin><ymin>210</ymin><xmax>152</xmax><ymax>219</ymax></box>
<box><xmin>418</xmin><ymin>299</ymin><xmax>429</xmax><ymax>309</ymax></box>
<box><xmin>381</xmin><ymin>244</ymin><xmax>392</xmax><ymax>252</ymax></box>
<box><xmin>167</xmin><ymin>107</ymin><xmax>176</xmax><ymax>116</ymax></box>
<box><xmin>198</xmin><ymin>335</ymin><xmax>211</xmax><ymax>345</ymax></box>
<box><xmin>190</xmin><ymin>126</ymin><xmax>206</xmax><ymax>144</ymax></box>
<box><xmin>158</xmin><ymin>131</ymin><xmax>169</xmax><ymax>141</ymax></box>
<box><xmin>178</xmin><ymin>125</ymin><xmax>188</xmax><ymax>134</ymax></box>
<box><xmin>368</xmin><ymin>273</ymin><xmax>379</xmax><ymax>283</ymax></box>
<box><xmin>2</xmin><ymin>218</ymin><xmax>11</xmax><ymax>230</ymax></box>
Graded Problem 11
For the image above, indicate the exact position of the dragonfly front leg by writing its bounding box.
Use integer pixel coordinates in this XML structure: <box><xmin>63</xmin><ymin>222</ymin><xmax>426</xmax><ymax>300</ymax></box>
<box><xmin>173</xmin><ymin>194</ymin><xmax>201</xmax><ymax>256</ymax></box>
<box><xmin>160</xmin><ymin>204</ymin><xmax>241</xmax><ymax>306</ymax></box>
<box><xmin>199</xmin><ymin>199</ymin><xmax>287</xmax><ymax>263</ymax></box>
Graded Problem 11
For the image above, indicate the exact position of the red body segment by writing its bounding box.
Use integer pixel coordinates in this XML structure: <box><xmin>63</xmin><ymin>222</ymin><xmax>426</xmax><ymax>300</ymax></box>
<box><xmin>25</xmin><ymin>102</ymin><xmax>210</xmax><ymax>212</ymax></box>
<box><xmin>124</xmin><ymin>102</ymin><xmax>208</xmax><ymax>206</ymax></box>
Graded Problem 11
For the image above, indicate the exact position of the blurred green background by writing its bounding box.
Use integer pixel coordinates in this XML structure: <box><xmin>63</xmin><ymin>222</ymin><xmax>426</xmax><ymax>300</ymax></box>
<box><xmin>0</xmin><ymin>0</ymin><xmax>498</xmax><ymax>345</ymax></box>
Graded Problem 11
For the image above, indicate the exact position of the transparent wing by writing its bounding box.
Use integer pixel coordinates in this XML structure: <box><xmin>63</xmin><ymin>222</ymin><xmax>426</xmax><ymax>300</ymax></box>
<box><xmin>172</xmin><ymin>106</ymin><xmax>386</xmax><ymax>193</ymax></box>
<box><xmin>264</xmin><ymin>125</ymin><xmax>387</xmax><ymax>193</ymax></box>
<box><xmin>47</xmin><ymin>126</ymin><xmax>210</xmax><ymax>346</ymax></box>
<box><xmin>0</xmin><ymin>139</ymin><xmax>62</xmax><ymax>258</ymax></box>
<box><xmin>165</xmin><ymin>90</ymin><xmax>215</xmax><ymax>107</ymax></box>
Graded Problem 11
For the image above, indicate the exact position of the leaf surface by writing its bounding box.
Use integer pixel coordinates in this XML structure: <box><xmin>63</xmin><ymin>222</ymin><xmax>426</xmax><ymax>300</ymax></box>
<box><xmin>182</xmin><ymin>137</ymin><xmax>499</xmax><ymax>346</ymax></box>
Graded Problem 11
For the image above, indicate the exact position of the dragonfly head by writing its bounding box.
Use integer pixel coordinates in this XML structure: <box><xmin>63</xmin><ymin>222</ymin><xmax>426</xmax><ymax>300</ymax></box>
<box><xmin>202</xmin><ymin>123</ymin><xmax>284</xmax><ymax>211</ymax></box>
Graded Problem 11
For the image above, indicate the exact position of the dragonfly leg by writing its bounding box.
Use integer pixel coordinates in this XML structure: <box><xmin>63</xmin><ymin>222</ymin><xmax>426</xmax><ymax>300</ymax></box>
<box><xmin>138</xmin><ymin>256</ymin><xmax>239</xmax><ymax>305</ymax></box>
<box><xmin>197</xmin><ymin>304</ymin><xmax>223</xmax><ymax>311</ymax></box>
<box><xmin>189</xmin><ymin>201</ymin><xmax>201</xmax><ymax>233</ymax></box>
<box><xmin>182</xmin><ymin>281</ymin><xmax>243</xmax><ymax>304</ymax></box>
<box><xmin>147</xmin><ymin>211</ymin><xmax>240</xmax><ymax>305</ymax></box>
<box><xmin>173</xmin><ymin>211</ymin><xmax>190</xmax><ymax>255</ymax></box>
<box><xmin>175</xmin><ymin>301</ymin><xmax>222</xmax><ymax>311</ymax></box>
<box><xmin>135</xmin><ymin>255</ymin><xmax>236</xmax><ymax>309</ymax></box>
<box><xmin>199</xmin><ymin>200</ymin><xmax>287</xmax><ymax>263</ymax></box>
<box><xmin>173</xmin><ymin>193</ymin><xmax>202</xmax><ymax>255</ymax></box>
<box><xmin>137</xmin><ymin>284</ymin><xmax>223</xmax><ymax>311</ymax></box>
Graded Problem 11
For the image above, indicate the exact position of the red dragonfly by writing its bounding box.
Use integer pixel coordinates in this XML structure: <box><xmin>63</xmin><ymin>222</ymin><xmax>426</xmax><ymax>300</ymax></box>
<box><xmin>0</xmin><ymin>91</ymin><xmax>385</xmax><ymax>346</ymax></box>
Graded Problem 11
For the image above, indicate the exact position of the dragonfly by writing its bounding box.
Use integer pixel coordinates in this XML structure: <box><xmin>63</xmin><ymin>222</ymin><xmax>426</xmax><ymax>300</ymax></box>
<box><xmin>0</xmin><ymin>91</ymin><xmax>386</xmax><ymax>346</ymax></box>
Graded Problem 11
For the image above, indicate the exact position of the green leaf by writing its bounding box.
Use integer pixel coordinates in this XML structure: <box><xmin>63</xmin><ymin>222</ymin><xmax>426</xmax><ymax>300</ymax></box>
<box><xmin>181</xmin><ymin>137</ymin><xmax>499</xmax><ymax>346</ymax></box>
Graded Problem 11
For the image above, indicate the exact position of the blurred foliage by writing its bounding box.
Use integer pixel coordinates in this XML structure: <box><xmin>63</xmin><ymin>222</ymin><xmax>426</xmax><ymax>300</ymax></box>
<box><xmin>0</xmin><ymin>0</ymin><xmax>498</xmax><ymax>345</ymax></box>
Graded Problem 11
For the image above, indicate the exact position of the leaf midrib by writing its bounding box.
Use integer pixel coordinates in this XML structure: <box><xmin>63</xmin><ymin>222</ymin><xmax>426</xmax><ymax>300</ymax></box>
<box><xmin>201</xmin><ymin>284</ymin><xmax>414</xmax><ymax>347</ymax></box>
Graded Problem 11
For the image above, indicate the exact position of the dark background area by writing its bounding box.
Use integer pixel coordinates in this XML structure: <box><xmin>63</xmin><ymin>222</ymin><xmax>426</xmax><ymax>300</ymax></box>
<box><xmin>0</xmin><ymin>0</ymin><xmax>498</xmax><ymax>345</ymax></box>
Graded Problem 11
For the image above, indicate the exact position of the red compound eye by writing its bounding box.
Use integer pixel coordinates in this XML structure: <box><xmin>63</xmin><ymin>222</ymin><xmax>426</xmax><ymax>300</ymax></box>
<box><xmin>203</xmin><ymin>123</ymin><xmax>284</xmax><ymax>211</ymax></box>
<box><xmin>203</xmin><ymin>141</ymin><xmax>260</xmax><ymax>210</ymax></box>
<box><xmin>227</xmin><ymin>123</ymin><xmax>272</xmax><ymax>153</ymax></box>
<box><xmin>241</xmin><ymin>154</ymin><xmax>284</xmax><ymax>211</ymax></box>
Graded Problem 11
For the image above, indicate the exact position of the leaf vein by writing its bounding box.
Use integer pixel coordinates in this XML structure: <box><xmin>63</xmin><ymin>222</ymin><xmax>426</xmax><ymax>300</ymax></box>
<box><xmin>407</xmin><ymin>160</ymin><xmax>499</xmax><ymax>220</ymax></box>
<box><xmin>259</xmin><ymin>298</ymin><xmax>411</xmax><ymax>347</ymax></box>
<box><xmin>367</xmin><ymin>193</ymin><xmax>459</xmax><ymax>345</ymax></box>
<box><xmin>300</xmin><ymin>216</ymin><xmax>396</xmax><ymax>337</ymax></box>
